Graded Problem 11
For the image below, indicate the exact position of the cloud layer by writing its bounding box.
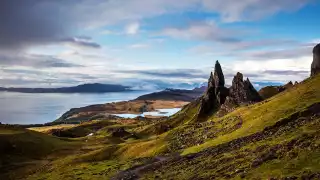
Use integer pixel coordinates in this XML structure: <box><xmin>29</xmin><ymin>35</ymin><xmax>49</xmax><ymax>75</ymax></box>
<box><xmin>0</xmin><ymin>0</ymin><xmax>316</xmax><ymax>89</ymax></box>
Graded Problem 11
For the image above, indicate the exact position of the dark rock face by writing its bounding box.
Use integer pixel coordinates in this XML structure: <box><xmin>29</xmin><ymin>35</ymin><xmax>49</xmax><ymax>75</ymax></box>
<box><xmin>198</xmin><ymin>72</ymin><xmax>219</xmax><ymax>118</ymax></box>
<box><xmin>311</xmin><ymin>43</ymin><xmax>320</xmax><ymax>76</ymax></box>
<box><xmin>229</xmin><ymin>72</ymin><xmax>262</xmax><ymax>105</ymax></box>
<box><xmin>198</xmin><ymin>62</ymin><xmax>261</xmax><ymax>120</ymax></box>
<box><xmin>198</xmin><ymin>61</ymin><xmax>229</xmax><ymax>119</ymax></box>
<box><xmin>213</xmin><ymin>61</ymin><xmax>225</xmax><ymax>87</ymax></box>
<box><xmin>214</xmin><ymin>61</ymin><xmax>229</xmax><ymax>105</ymax></box>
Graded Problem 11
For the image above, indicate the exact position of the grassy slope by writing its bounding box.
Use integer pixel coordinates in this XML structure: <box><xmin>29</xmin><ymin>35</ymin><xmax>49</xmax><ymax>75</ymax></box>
<box><xmin>0</xmin><ymin>125</ymin><xmax>80</xmax><ymax>179</ymax></box>
<box><xmin>183</xmin><ymin>75</ymin><xmax>320</xmax><ymax>154</ymax></box>
<box><xmin>138</xmin><ymin>75</ymin><xmax>320</xmax><ymax>179</ymax></box>
<box><xmin>2</xmin><ymin>75</ymin><xmax>320</xmax><ymax>180</ymax></box>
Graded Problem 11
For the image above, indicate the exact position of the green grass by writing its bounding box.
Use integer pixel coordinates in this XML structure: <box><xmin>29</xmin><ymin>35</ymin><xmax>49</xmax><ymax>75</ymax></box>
<box><xmin>182</xmin><ymin>75</ymin><xmax>320</xmax><ymax>155</ymax></box>
<box><xmin>0</xmin><ymin>125</ymin><xmax>80</xmax><ymax>180</ymax></box>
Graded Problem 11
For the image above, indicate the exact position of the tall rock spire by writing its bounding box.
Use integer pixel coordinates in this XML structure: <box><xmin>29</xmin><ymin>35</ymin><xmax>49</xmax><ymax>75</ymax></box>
<box><xmin>198</xmin><ymin>72</ymin><xmax>219</xmax><ymax>119</ymax></box>
<box><xmin>213</xmin><ymin>61</ymin><xmax>225</xmax><ymax>87</ymax></box>
<box><xmin>198</xmin><ymin>61</ymin><xmax>228</xmax><ymax>120</ymax></box>
<box><xmin>311</xmin><ymin>43</ymin><xmax>320</xmax><ymax>76</ymax></box>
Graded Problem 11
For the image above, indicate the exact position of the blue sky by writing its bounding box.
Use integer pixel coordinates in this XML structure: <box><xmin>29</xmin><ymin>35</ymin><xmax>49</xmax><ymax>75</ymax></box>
<box><xmin>0</xmin><ymin>0</ymin><xmax>319</xmax><ymax>90</ymax></box>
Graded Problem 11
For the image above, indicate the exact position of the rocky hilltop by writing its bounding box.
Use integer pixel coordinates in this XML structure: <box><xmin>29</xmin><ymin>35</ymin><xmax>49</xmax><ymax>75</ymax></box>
<box><xmin>311</xmin><ymin>43</ymin><xmax>320</xmax><ymax>76</ymax></box>
<box><xmin>135</xmin><ymin>87</ymin><xmax>205</xmax><ymax>102</ymax></box>
<box><xmin>198</xmin><ymin>61</ymin><xmax>261</xmax><ymax>120</ymax></box>
<box><xmin>258</xmin><ymin>81</ymin><xmax>294</xmax><ymax>99</ymax></box>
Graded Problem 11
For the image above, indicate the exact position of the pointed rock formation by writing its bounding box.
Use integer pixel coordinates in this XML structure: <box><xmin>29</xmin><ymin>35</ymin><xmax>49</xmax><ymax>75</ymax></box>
<box><xmin>311</xmin><ymin>43</ymin><xmax>320</xmax><ymax>76</ymax></box>
<box><xmin>198</xmin><ymin>61</ymin><xmax>227</xmax><ymax>119</ymax></box>
<box><xmin>283</xmin><ymin>81</ymin><xmax>294</xmax><ymax>89</ymax></box>
<box><xmin>228</xmin><ymin>72</ymin><xmax>262</xmax><ymax>105</ymax></box>
<box><xmin>198</xmin><ymin>73</ymin><xmax>219</xmax><ymax>118</ymax></box>
<box><xmin>213</xmin><ymin>61</ymin><xmax>229</xmax><ymax>105</ymax></box>
<box><xmin>198</xmin><ymin>62</ymin><xmax>261</xmax><ymax>119</ymax></box>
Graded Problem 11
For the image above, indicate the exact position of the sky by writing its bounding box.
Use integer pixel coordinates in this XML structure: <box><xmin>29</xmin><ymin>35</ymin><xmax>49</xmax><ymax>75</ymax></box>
<box><xmin>0</xmin><ymin>0</ymin><xmax>319</xmax><ymax>90</ymax></box>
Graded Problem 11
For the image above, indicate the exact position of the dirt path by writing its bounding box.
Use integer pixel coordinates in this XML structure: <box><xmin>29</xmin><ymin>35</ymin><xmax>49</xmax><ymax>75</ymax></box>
<box><xmin>111</xmin><ymin>153</ymin><xmax>180</xmax><ymax>180</ymax></box>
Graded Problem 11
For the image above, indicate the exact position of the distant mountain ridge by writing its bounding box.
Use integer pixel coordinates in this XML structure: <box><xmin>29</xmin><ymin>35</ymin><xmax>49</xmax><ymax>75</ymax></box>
<box><xmin>0</xmin><ymin>83</ymin><xmax>131</xmax><ymax>93</ymax></box>
<box><xmin>135</xmin><ymin>86</ymin><xmax>206</xmax><ymax>101</ymax></box>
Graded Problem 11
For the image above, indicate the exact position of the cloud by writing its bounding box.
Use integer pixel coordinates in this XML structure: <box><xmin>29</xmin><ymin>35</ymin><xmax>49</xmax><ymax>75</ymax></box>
<box><xmin>235</xmin><ymin>45</ymin><xmax>315</xmax><ymax>60</ymax></box>
<box><xmin>191</xmin><ymin>39</ymin><xmax>301</xmax><ymax>54</ymax></box>
<box><xmin>115</xmin><ymin>69</ymin><xmax>208</xmax><ymax>79</ymax></box>
<box><xmin>190</xmin><ymin>40</ymin><xmax>317</xmax><ymax>60</ymax></box>
<box><xmin>0</xmin><ymin>0</ymin><xmax>75</xmax><ymax>50</ymax></box>
<box><xmin>74</xmin><ymin>0</ymin><xmax>312</xmax><ymax>27</ymax></box>
<box><xmin>0</xmin><ymin>0</ymin><xmax>312</xmax><ymax>50</ymax></box>
<box><xmin>161</xmin><ymin>22</ymin><xmax>241</xmax><ymax>43</ymax></box>
<box><xmin>61</xmin><ymin>37</ymin><xmax>101</xmax><ymax>49</ymax></box>
<box><xmin>263</xmin><ymin>70</ymin><xmax>309</xmax><ymax>76</ymax></box>
<box><xmin>129</xmin><ymin>43</ymin><xmax>150</xmax><ymax>49</ymax></box>
<box><xmin>125</xmin><ymin>22</ymin><xmax>140</xmax><ymax>35</ymax></box>
<box><xmin>202</xmin><ymin>0</ymin><xmax>311</xmax><ymax>22</ymax></box>
<box><xmin>0</xmin><ymin>53</ymin><xmax>83</xmax><ymax>68</ymax></box>
<box><xmin>0</xmin><ymin>67</ymin><xmax>99</xmax><ymax>87</ymax></box>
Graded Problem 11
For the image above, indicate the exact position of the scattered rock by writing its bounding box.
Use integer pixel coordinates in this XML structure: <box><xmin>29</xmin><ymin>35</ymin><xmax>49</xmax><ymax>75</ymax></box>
<box><xmin>110</xmin><ymin>127</ymin><xmax>135</xmax><ymax>139</ymax></box>
<box><xmin>311</xmin><ymin>43</ymin><xmax>320</xmax><ymax>76</ymax></box>
<box><xmin>251</xmin><ymin>149</ymin><xmax>277</xmax><ymax>167</ymax></box>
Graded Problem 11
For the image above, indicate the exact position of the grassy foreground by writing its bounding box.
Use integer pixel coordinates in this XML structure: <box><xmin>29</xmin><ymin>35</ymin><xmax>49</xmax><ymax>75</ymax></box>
<box><xmin>1</xmin><ymin>75</ymin><xmax>320</xmax><ymax>179</ymax></box>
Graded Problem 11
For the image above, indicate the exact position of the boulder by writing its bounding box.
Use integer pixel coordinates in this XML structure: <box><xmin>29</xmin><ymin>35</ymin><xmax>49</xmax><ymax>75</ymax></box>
<box><xmin>311</xmin><ymin>43</ymin><xmax>320</xmax><ymax>76</ymax></box>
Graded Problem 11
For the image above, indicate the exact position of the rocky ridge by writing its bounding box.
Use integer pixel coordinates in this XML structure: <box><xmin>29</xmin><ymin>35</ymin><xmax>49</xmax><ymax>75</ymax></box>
<box><xmin>258</xmin><ymin>81</ymin><xmax>294</xmax><ymax>100</ymax></box>
<box><xmin>198</xmin><ymin>61</ymin><xmax>261</xmax><ymax>119</ymax></box>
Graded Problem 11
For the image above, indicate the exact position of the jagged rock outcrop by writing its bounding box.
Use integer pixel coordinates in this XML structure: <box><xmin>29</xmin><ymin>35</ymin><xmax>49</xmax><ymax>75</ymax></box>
<box><xmin>228</xmin><ymin>72</ymin><xmax>262</xmax><ymax>105</ymax></box>
<box><xmin>198</xmin><ymin>63</ymin><xmax>262</xmax><ymax>119</ymax></box>
<box><xmin>311</xmin><ymin>43</ymin><xmax>320</xmax><ymax>76</ymax></box>
<box><xmin>213</xmin><ymin>61</ymin><xmax>229</xmax><ymax>105</ymax></box>
<box><xmin>198</xmin><ymin>72</ymin><xmax>219</xmax><ymax>118</ymax></box>
<box><xmin>198</xmin><ymin>61</ymin><xmax>228</xmax><ymax>119</ymax></box>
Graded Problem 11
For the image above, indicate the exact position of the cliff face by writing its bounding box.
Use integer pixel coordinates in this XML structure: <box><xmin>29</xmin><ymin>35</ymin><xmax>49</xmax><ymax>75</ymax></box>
<box><xmin>198</xmin><ymin>61</ymin><xmax>262</xmax><ymax>119</ymax></box>
<box><xmin>311</xmin><ymin>44</ymin><xmax>320</xmax><ymax>76</ymax></box>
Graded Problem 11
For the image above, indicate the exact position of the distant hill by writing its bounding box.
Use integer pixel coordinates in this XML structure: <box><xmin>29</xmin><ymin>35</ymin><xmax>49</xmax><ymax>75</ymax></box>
<box><xmin>0</xmin><ymin>83</ymin><xmax>131</xmax><ymax>93</ymax></box>
<box><xmin>135</xmin><ymin>86</ymin><xmax>206</xmax><ymax>101</ymax></box>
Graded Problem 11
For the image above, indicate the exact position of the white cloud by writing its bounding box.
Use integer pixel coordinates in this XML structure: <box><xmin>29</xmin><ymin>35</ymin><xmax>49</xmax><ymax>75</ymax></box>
<box><xmin>129</xmin><ymin>43</ymin><xmax>150</xmax><ymax>49</ymax></box>
<box><xmin>73</xmin><ymin>0</ymin><xmax>311</xmax><ymax>28</ymax></box>
<box><xmin>223</xmin><ymin>56</ymin><xmax>312</xmax><ymax>84</ymax></box>
<box><xmin>202</xmin><ymin>0</ymin><xmax>311</xmax><ymax>22</ymax></box>
<box><xmin>125</xmin><ymin>22</ymin><xmax>140</xmax><ymax>35</ymax></box>
<box><xmin>161</xmin><ymin>22</ymin><xmax>240</xmax><ymax>42</ymax></box>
